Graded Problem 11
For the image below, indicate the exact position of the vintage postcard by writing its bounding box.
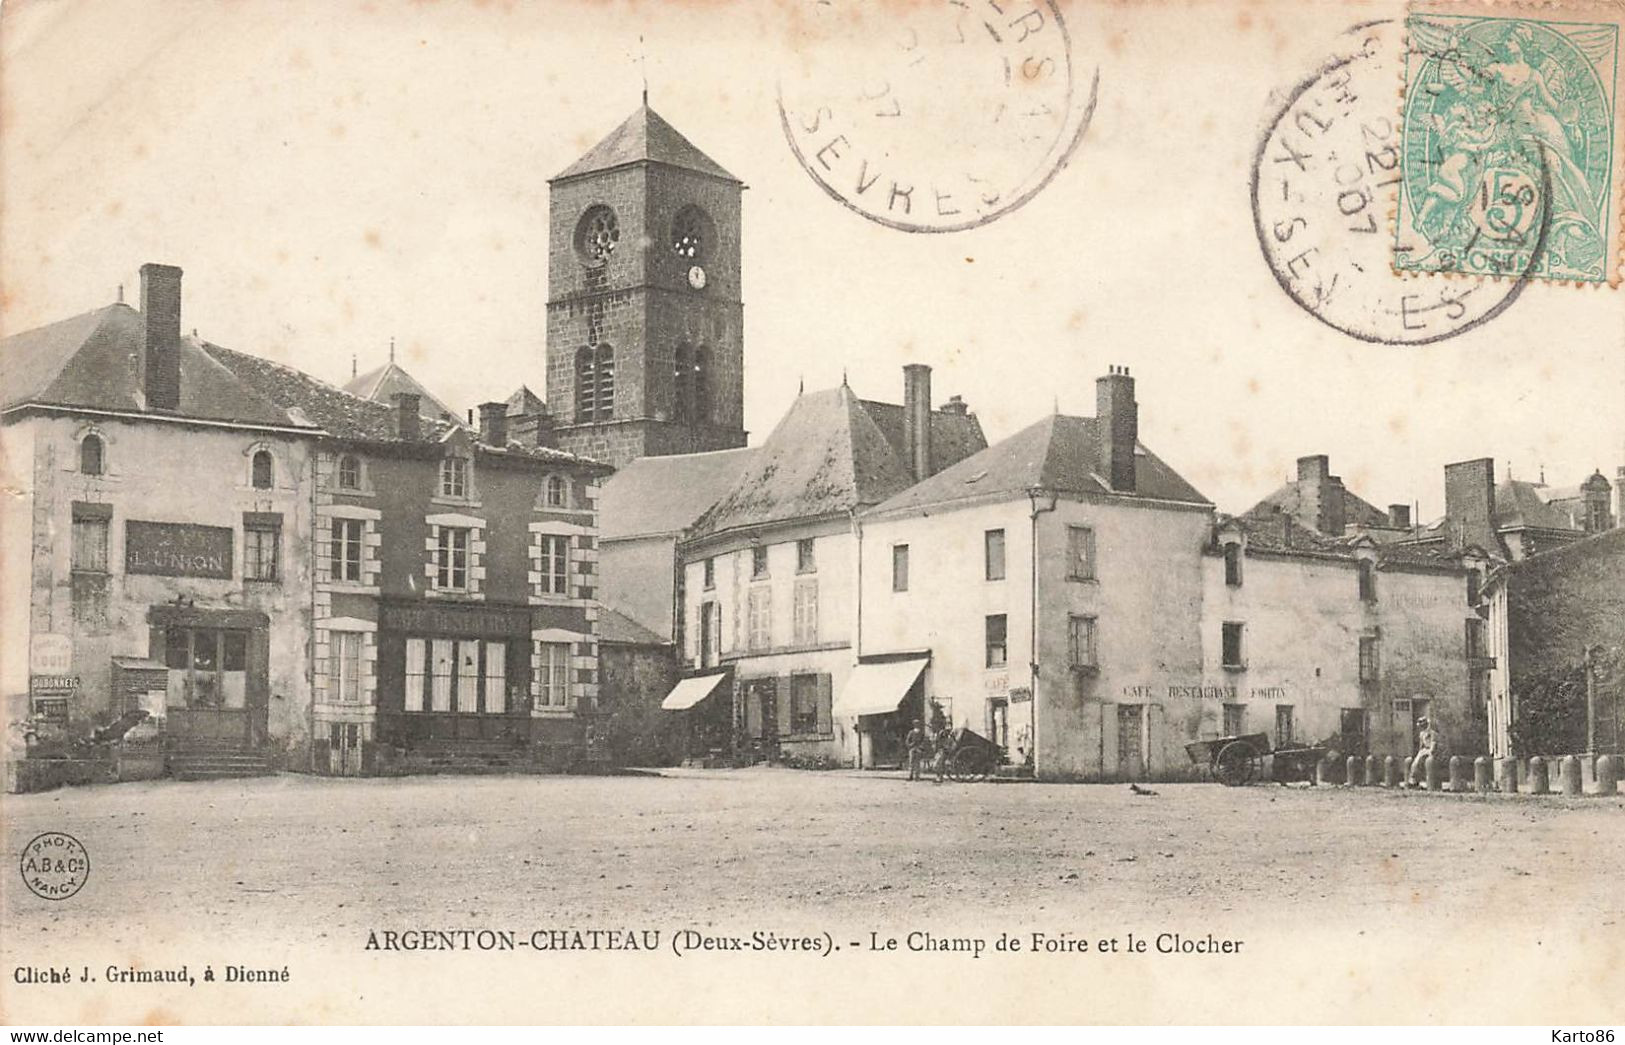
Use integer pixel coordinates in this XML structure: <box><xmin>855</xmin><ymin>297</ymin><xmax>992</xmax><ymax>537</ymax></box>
<box><xmin>2</xmin><ymin>0</ymin><xmax>1622</xmax><ymax>1028</ymax></box>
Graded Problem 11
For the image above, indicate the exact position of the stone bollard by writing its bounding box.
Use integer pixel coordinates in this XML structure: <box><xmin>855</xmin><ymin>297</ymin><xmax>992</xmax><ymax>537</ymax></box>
<box><xmin>1499</xmin><ymin>756</ymin><xmax>1519</xmax><ymax>793</ymax></box>
<box><xmin>1347</xmin><ymin>755</ymin><xmax>1363</xmax><ymax>787</ymax></box>
<box><xmin>1423</xmin><ymin>753</ymin><xmax>1441</xmax><ymax>791</ymax></box>
<box><xmin>1384</xmin><ymin>756</ymin><xmax>1400</xmax><ymax>788</ymax></box>
<box><xmin>1365</xmin><ymin>754</ymin><xmax>1378</xmax><ymax>787</ymax></box>
<box><xmin>1559</xmin><ymin>755</ymin><xmax>1582</xmax><ymax>796</ymax></box>
<box><xmin>1528</xmin><ymin>756</ymin><xmax>1549</xmax><ymax>795</ymax></box>
<box><xmin>1597</xmin><ymin>755</ymin><xmax>1620</xmax><ymax>796</ymax></box>
<box><xmin>1474</xmin><ymin>756</ymin><xmax>1493</xmax><ymax>793</ymax></box>
<box><xmin>1448</xmin><ymin>755</ymin><xmax>1466</xmax><ymax>793</ymax></box>
<box><xmin>1315</xmin><ymin>756</ymin><xmax>1331</xmax><ymax>786</ymax></box>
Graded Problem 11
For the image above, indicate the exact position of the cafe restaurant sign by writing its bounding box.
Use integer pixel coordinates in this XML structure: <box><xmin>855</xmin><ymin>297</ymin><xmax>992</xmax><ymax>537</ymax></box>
<box><xmin>125</xmin><ymin>521</ymin><xmax>234</xmax><ymax>579</ymax></box>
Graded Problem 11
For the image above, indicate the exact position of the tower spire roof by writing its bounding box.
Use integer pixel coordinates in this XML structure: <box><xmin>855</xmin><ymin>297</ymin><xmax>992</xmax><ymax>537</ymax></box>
<box><xmin>551</xmin><ymin>104</ymin><xmax>739</xmax><ymax>184</ymax></box>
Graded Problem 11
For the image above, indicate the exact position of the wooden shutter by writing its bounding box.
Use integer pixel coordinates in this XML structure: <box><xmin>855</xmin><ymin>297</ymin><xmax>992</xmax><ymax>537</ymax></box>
<box><xmin>1146</xmin><ymin>704</ymin><xmax>1166</xmax><ymax>777</ymax></box>
<box><xmin>745</xmin><ymin>681</ymin><xmax>763</xmax><ymax>738</ymax></box>
<box><xmin>816</xmin><ymin>673</ymin><xmax>833</xmax><ymax>736</ymax></box>
<box><xmin>777</xmin><ymin>675</ymin><xmax>794</xmax><ymax>737</ymax></box>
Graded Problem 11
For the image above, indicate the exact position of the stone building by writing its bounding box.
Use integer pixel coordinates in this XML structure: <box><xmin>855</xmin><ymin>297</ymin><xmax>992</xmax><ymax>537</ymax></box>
<box><xmin>212</xmin><ymin>352</ymin><xmax>613</xmax><ymax>774</ymax></box>
<box><xmin>1</xmin><ymin>265</ymin><xmax>321</xmax><ymax>775</ymax></box>
<box><xmin>1482</xmin><ymin>528</ymin><xmax>1625</xmax><ymax>758</ymax></box>
<box><xmin>544</xmin><ymin>104</ymin><xmax>749</xmax><ymax>468</ymax></box>
<box><xmin>1403</xmin><ymin>458</ymin><xmax>1611</xmax><ymax>561</ymax></box>
<box><xmin>1244</xmin><ymin>454</ymin><xmax>1417</xmax><ymax>540</ymax></box>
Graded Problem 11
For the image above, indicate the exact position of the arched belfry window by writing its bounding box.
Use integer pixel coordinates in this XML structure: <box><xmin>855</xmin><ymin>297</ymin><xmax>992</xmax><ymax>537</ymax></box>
<box><xmin>694</xmin><ymin>347</ymin><xmax>711</xmax><ymax>424</ymax></box>
<box><xmin>673</xmin><ymin>343</ymin><xmax>693</xmax><ymax>423</ymax></box>
<box><xmin>576</xmin><ymin>344</ymin><xmax>615</xmax><ymax>423</ymax></box>
<box><xmin>251</xmin><ymin>449</ymin><xmax>274</xmax><ymax>489</ymax></box>
<box><xmin>80</xmin><ymin>433</ymin><xmax>105</xmax><ymax>476</ymax></box>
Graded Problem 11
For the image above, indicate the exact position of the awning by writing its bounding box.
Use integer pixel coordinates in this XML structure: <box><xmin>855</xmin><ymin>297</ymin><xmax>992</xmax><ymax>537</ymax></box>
<box><xmin>661</xmin><ymin>672</ymin><xmax>729</xmax><ymax>711</ymax></box>
<box><xmin>833</xmin><ymin>658</ymin><xmax>929</xmax><ymax>718</ymax></box>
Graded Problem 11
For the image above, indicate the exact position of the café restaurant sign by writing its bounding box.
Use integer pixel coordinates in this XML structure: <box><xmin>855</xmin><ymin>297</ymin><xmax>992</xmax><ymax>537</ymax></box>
<box><xmin>126</xmin><ymin>521</ymin><xmax>234</xmax><ymax>579</ymax></box>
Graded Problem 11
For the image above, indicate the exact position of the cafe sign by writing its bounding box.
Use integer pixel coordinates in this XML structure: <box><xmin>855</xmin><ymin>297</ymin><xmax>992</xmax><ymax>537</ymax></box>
<box><xmin>126</xmin><ymin>521</ymin><xmax>233</xmax><ymax>579</ymax></box>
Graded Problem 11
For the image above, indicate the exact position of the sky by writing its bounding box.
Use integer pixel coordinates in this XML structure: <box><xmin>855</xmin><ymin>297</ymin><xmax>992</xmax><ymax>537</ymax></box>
<box><xmin>2</xmin><ymin>0</ymin><xmax>1621</xmax><ymax>518</ymax></box>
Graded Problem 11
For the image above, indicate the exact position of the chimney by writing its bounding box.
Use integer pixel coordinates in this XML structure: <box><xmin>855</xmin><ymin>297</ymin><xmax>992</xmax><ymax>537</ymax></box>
<box><xmin>393</xmin><ymin>392</ymin><xmax>421</xmax><ymax>441</ymax></box>
<box><xmin>1388</xmin><ymin>503</ymin><xmax>1412</xmax><ymax>529</ymax></box>
<box><xmin>1095</xmin><ymin>365</ymin><xmax>1137</xmax><ymax>492</ymax></box>
<box><xmin>478</xmin><ymin>401</ymin><xmax>508</xmax><ymax>447</ymax></box>
<box><xmin>532</xmin><ymin>409</ymin><xmax>557</xmax><ymax>449</ymax></box>
<box><xmin>138</xmin><ymin>263</ymin><xmax>183</xmax><ymax>411</ymax></box>
<box><xmin>1294</xmin><ymin>454</ymin><xmax>1345</xmax><ymax>535</ymax></box>
<box><xmin>902</xmin><ymin>363</ymin><xmax>933</xmax><ymax>482</ymax></box>
<box><xmin>940</xmin><ymin>394</ymin><xmax>969</xmax><ymax>416</ymax></box>
<box><xmin>1444</xmin><ymin>458</ymin><xmax>1500</xmax><ymax>554</ymax></box>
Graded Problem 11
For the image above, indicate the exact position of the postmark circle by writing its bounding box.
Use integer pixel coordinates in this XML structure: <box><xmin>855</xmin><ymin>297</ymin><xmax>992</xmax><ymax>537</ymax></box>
<box><xmin>778</xmin><ymin>0</ymin><xmax>1097</xmax><ymax>233</ymax></box>
<box><xmin>20</xmin><ymin>831</ymin><xmax>90</xmax><ymax>901</ymax></box>
<box><xmin>1251</xmin><ymin>20</ymin><xmax>1543</xmax><ymax>345</ymax></box>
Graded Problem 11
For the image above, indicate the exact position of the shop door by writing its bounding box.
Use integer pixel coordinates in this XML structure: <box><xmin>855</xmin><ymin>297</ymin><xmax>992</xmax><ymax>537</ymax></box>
<box><xmin>164</xmin><ymin>626</ymin><xmax>259</xmax><ymax>747</ymax></box>
<box><xmin>1117</xmin><ymin>704</ymin><xmax>1145</xmax><ymax>781</ymax></box>
<box><xmin>988</xmin><ymin>698</ymin><xmax>1009</xmax><ymax>752</ymax></box>
<box><xmin>329</xmin><ymin>723</ymin><xmax>363</xmax><ymax>776</ymax></box>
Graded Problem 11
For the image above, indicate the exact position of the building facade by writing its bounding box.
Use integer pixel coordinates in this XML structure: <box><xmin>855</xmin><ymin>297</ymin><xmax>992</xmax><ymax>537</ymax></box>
<box><xmin>2</xmin><ymin>266</ymin><xmax>321</xmax><ymax>773</ymax></box>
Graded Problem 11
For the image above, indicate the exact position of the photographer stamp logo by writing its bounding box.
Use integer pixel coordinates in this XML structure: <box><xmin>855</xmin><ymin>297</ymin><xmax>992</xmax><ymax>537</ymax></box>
<box><xmin>1396</xmin><ymin>12</ymin><xmax>1620</xmax><ymax>284</ymax></box>
<box><xmin>20</xmin><ymin>832</ymin><xmax>90</xmax><ymax>901</ymax></box>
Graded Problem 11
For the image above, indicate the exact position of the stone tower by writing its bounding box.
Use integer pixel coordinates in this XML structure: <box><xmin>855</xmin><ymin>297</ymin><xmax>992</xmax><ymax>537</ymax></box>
<box><xmin>545</xmin><ymin>104</ymin><xmax>747</xmax><ymax>469</ymax></box>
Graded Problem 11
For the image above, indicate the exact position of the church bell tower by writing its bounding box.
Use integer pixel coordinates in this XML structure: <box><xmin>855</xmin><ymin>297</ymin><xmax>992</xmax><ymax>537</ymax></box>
<box><xmin>544</xmin><ymin>104</ymin><xmax>747</xmax><ymax>469</ymax></box>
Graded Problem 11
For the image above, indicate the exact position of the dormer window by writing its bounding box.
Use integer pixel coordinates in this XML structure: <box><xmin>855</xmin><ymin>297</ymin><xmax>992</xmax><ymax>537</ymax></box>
<box><xmin>545</xmin><ymin>475</ymin><xmax>568</xmax><ymax>508</ymax></box>
<box><xmin>440</xmin><ymin>456</ymin><xmax>468</xmax><ymax>499</ymax></box>
<box><xmin>79</xmin><ymin>434</ymin><xmax>105</xmax><ymax>476</ymax></box>
<box><xmin>251</xmin><ymin>450</ymin><xmax>274</xmax><ymax>490</ymax></box>
<box><xmin>338</xmin><ymin>454</ymin><xmax>361</xmax><ymax>490</ymax></box>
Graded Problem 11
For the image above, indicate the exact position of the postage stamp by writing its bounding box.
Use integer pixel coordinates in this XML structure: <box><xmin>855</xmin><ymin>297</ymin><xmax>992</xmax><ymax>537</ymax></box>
<box><xmin>777</xmin><ymin>0</ymin><xmax>1096</xmax><ymax>233</ymax></box>
<box><xmin>1253</xmin><ymin>20</ymin><xmax>1530</xmax><ymax>343</ymax></box>
<box><xmin>1395</xmin><ymin>2</ymin><xmax>1625</xmax><ymax>286</ymax></box>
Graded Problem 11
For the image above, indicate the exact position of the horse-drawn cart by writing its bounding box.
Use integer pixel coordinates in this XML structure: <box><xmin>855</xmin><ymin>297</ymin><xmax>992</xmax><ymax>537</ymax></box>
<box><xmin>940</xmin><ymin>727</ymin><xmax>1003</xmax><ymax>782</ymax></box>
<box><xmin>1184</xmin><ymin>731</ymin><xmax>1328</xmax><ymax>786</ymax></box>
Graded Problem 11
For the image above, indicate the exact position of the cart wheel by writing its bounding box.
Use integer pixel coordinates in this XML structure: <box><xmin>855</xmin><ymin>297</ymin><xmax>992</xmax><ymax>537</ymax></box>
<box><xmin>950</xmin><ymin>747</ymin><xmax>987</xmax><ymax>783</ymax></box>
<box><xmin>1213</xmin><ymin>741</ymin><xmax>1258</xmax><ymax>786</ymax></box>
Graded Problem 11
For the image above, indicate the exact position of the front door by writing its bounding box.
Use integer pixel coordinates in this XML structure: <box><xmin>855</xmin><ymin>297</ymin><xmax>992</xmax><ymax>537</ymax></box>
<box><xmin>1117</xmin><ymin>704</ymin><xmax>1145</xmax><ymax>781</ymax></box>
<box><xmin>988</xmin><ymin>698</ymin><xmax>1009</xmax><ymax>752</ymax></box>
<box><xmin>329</xmin><ymin>723</ymin><xmax>363</xmax><ymax>776</ymax></box>
<box><xmin>163</xmin><ymin>625</ymin><xmax>263</xmax><ymax>747</ymax></box>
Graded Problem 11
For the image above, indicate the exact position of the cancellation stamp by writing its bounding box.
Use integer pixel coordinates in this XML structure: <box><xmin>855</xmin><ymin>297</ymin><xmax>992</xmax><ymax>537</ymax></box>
<box><xmin>777</xmin><ymin>0</ymin><xmax>1096</xmax><ymax>233</ymax></box>
<box><xmin>1253</xmin><ymin>20</ymin><xmax>1531</xmax><ymax>343</ymax></box>
<box><xmin>1396</xmin><ymin>4</ymin><xmax>1624</xmax><ymax>286</ymax></box>
<box><xmin>19</xmin><ymin>832</ymin><xmax>90</xmax><ymax>901</ymax></box>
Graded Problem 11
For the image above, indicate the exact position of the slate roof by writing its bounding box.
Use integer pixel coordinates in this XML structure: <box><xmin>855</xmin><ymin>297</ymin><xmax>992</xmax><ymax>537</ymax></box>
<box><xmin>343</xmin><ymin>360</ymin><xmax>461</xmax><ymax>423</ymax></box>
<box><xmin>1244</xmin><ymin>478</ymin><xmax>1393</xmax><ymax>532</ymax></box>
<box><xmin>859</xmin><ymin>399</ymin><xmax>987</xmax><ymax>479</ymax></box>
<box><xmin>598</xmin><ymin>447</ymin><xmax>758</xmax><ymax>540</ymax></box>
<box><xmin>1495</xmin><ymin>479</ymin><xmax>1588</xmax><ymax>532</ymax></box>
<box><xmin>1219</xmin><ymin>513</ymin><xmax>1464</xmax><ymax>570</ymax></box>
<box><xmin>689</xmin><ymin>386</ymin><xmax>922</xmax><ymax>539</ymax></box>
<box><xmin>505</xmin><ymin>385</ymin><xmax>546</xmax><ymax>418</ymax></box>
<box><xmin>206</xmin><ymin>343</ymin><xmax>608</xmax><ymax>469</ymax></box>
<box><xmin>597</xmin><ymin>605</ymin><xmax>670</xmax><ymax>647</ymax></box>
<box><xmin>1</xmin><ymin>303</ymin><xmax>315</xmax><ymax>430</ymax></box>
<box><xmin>871</xmin><ymin>413</ymin><xmax>1209</xmax><ymax>516</ymax></box>
<box><xmin>552</xmin><ymin>105</ymin><xmax>739</xmax><ymax>183</ymax></box>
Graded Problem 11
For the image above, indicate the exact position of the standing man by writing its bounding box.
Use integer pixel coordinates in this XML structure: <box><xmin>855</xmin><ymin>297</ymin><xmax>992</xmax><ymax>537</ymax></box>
<box><xmin>933</xmin><ymin>724</ymin><xmax>959</xmax><ymax>783</ymax></box>
<box><xmin>1407</xmin><ymin>715</ymin><xmax>1440</xmax><ymax>788</ymax></box>
<box><xmin>905</xmin><ymin>720</ymin><xmax>927</xmax><ymax>781</ymax></box>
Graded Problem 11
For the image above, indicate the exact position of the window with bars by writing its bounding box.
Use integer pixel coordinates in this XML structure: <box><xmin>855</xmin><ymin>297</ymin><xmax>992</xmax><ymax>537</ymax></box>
<box><xmin>1068</xmin><ymin>614</ymin><xmax>1098</xmax><ymax>671</ymax></box>
<box><xmin>434</xmin><ymin>527</ymin><xmax>470</xmax><ymax>591</ymax></box>
<box><xmin>1067</xmin><ymin>526</ymin><xmax>1096</xmax><ymax>581</ymax></box>
<box><xmin>985</xmin><ymin>529</ymin><xmax>1006</xmax><ymax>581</ymax></box>
<box><xmin>244</xmin><ymin>522</ymin><xmax>280</xmax><ymax>582</ymax></box>
<box><xmin>537</xmin><ymin>535</ymin><xmax>569</xmax><ymax>596</ymax></box>
<box><xmin>331</xmin><ymin>518</ymin><xmax>364</xmax><ymax>583</ymax></box>
<box><xmin>985</xmin><ymin>614</ymin><xmax>1008</xmax><ymax>669</ymax></box>
<box><xmin>536</xmin><ymin>642</ymin><xmax>570</xmax><ymax>709</ymax></box>
<box><xmin>793</xmin><ymin>580</ymin><xmax>818</xmax><ymax>646</ymax></box>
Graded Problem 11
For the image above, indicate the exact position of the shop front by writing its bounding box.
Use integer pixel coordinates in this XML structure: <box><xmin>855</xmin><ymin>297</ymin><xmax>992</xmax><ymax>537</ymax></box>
<box><xmin>147</xmin><ymin>605</ymin><xmax>272</xmax><ymax>750</ymax></box>
<box><xmin>374</xmin><ymin>600</ymin><xmax>534</xmax><ymax>753</ymax></box>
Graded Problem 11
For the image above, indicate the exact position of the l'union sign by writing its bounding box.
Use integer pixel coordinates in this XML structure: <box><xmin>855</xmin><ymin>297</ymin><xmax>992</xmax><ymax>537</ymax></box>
<box><xmin>125</xmin><ymin>521</ymin><xmax>233</xmax><ymax>579</ymax></box>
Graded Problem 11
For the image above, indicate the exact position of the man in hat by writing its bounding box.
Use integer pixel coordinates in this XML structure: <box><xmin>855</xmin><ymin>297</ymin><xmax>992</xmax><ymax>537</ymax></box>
<box><xmin>1407</xmin><ymin>715</ymin><xmax>1441</xmax><ymax>788</ymax></box>
<box><xmin>904</xmin><ymin>719</ymin><xmax>928</xmax><ymax>781</ymax></box>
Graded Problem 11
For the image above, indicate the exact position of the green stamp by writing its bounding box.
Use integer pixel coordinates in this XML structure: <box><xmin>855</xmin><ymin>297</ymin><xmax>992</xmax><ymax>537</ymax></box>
<box><xmin>1396</xmin><ymin>13</ymin><xmax>1620</xmax><ymax>283</ymax></box>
